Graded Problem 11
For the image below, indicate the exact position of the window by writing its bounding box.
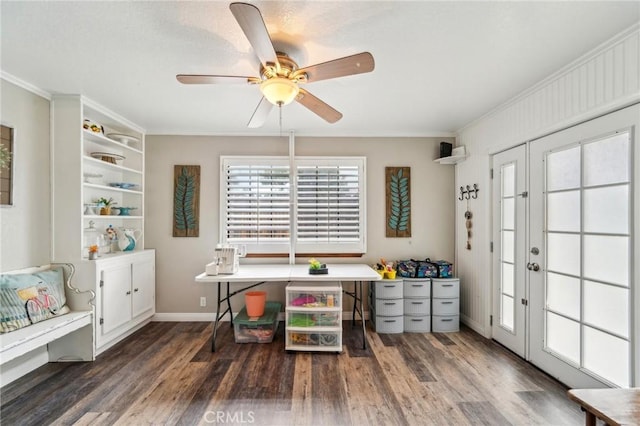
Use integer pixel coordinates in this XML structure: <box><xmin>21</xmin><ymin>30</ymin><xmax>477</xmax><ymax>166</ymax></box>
<box><xmin>221</xmin><ymin>156</ymin><xmax>366</xmax><ymax>255</ymax></box>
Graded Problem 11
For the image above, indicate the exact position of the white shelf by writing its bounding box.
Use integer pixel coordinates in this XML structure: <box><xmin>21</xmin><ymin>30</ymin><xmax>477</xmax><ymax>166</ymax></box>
<box><xmin>83</xmin><ymin>215</ymin><xmax>143</xmax><ymax>220</ymax></box>
<box><xmin>434</xmin><ymin>154</ymin><xmax>468</xmax><ymax>165</ymax></box>
<box><xmin>52</xmin><ymin>94</ymin><xmax>146</xmax><ymax>261</ymax></box>
<box><xmin>83</xmin><ymin>156</ymin><xmax>143</xmax><ymax>175</ymax></box>
<box><xmin>83</xmin><ymin>129</ymin><xmax>142</xmax><ymax>154</ymax></box>
<box><xmin>83</xmin><ymin>183</ymin><xmax>142</xmax><ymax>195</ymax></box>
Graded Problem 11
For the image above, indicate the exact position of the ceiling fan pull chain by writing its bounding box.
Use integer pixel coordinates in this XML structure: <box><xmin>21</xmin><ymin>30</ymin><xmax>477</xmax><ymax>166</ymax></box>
<box><xmin>278</xmin><ymin>102</ymin><xmax>283</xmax><ymax>136</ymax></box>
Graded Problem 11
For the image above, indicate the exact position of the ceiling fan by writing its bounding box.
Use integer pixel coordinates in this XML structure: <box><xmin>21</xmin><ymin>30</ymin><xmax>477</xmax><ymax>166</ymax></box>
<box><xmin>176</xmin><ymin>2</ymin><xmax>375</xmax><ymax>128</ymax></box>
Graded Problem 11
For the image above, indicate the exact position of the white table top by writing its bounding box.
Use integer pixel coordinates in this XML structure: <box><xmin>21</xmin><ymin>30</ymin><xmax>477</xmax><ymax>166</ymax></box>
<box><xmin>195</xmin><ymin>263</ymin><xmax>381</xmax><ymax>283</ymax></box>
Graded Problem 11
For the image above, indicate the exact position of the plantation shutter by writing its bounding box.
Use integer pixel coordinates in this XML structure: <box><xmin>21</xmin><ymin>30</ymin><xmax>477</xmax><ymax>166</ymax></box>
<box><xmin>223</xmin><ymin>158</ymin><xmax>290</xmax><ymax>253</ymax></box>
<box><xmin>295</xmin><ymin>158</ymin><xmax>366</xmax><ymax>253</ymax></box>
<box><xmin>221</xmin><ymin>156</ymin><xmax>366</xmax><ymax>255</ymax></box>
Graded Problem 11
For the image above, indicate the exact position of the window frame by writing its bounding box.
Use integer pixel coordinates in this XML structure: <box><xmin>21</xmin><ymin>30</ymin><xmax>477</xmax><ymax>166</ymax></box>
<box><xmin>220</xmin><ymin>155</ymin><xmax>366</xmax><ymax>256</ymax></box>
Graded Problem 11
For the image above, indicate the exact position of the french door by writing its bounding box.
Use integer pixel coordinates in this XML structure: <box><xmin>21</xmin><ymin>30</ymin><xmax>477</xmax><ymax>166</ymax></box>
<box><xmin>529</xmin><ymin>104</ymin><xmax>636</xmax><ymax>388</ymax></box>
<box><xmin>491</xmin><ymin>145</ymin><xmax>527</xmax><ymax>357</ymax></box>
<box><xmin>492</xmin><ymin>103</ymin><xmax>637</xmax><ymax>388</ymax></box>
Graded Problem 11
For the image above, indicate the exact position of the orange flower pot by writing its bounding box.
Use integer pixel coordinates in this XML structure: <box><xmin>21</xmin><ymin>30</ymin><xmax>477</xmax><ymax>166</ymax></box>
<box><xmin>245</xmin><ymin>291</ymin><xmax>267</xmax><ymax>317</ymax></box>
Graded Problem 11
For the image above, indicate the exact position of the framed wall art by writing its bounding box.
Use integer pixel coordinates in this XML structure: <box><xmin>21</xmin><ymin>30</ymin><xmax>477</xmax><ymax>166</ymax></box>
<box><xmin>385</xmin><ymin>166</ymin><xmax>411</xmax><ymax>237</ymax></box>
<box><xmin>1</xmin><ymin>125</ymin><xmax>14</xmax><ymax>206</ymax></box>
<box><xmin>173</xmin><ymin>165</ymin><xmax>200</xmax><ymax>237</ymax></box>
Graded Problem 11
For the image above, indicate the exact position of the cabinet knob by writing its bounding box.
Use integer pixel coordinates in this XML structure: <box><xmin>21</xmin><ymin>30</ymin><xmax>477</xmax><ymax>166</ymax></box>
<box><xmin>134</xmin><ymin>288</ymin><xmax>139</xmax><ymax>292</ymax></box>
<box><xmin>126</xmin><ymin>291</ymin><xmax>131</xmax><ymax>295</ymax></box>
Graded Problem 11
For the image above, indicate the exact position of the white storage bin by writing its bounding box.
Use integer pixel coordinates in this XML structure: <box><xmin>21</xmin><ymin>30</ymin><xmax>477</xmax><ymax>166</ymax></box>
<box><xmin>403</xmin><ymin>279</ymin><xmax>431</xmax><ymax>298</ymax></box>
<box><xmin>374</xmin><ymin>280</ymin><xmax>403</xmax><ymax>299</ymax></box>
<box><xmin>432</xmin><ymin>278</ymin><xmax>460</xmax><ymax>298</ymax></box>
<box><xmin>373</xmin><ymin>316</ymin><xmax>403</xmax><ymax>334</ymax></box>
<box><xmin>286</xmin><ymin>283</ymin><xmax>343</xmax><ymax>352</ymax></box>
<box><xmin>432</xmin><ymin>315</ymin><xmax>460</xmax><ymax>332</ymax></box>
<box><xmin>404</xmin><ymin>315</ymin><xmax>431</xmax><ymax>333</ymax></box>
<box><xmin>403</xmin><ymin>298</ymin><xmax>430</xmax><ymax>315</ymax></box>
<box><xmin>432</xmin><ymin>298</ymin><xmax>460</xmax><ymax>316</ymax></box>
<box><xmin>374</xmin><ymin>298</ymin><xmax>403</xmax><ymax>316</ymax></box>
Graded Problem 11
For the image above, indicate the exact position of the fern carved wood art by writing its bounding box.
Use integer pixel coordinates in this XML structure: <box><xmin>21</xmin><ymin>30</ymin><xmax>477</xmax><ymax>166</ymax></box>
<box><xmin>173</xmin><ymin>165</ymin><xmax>200</xmax><ymax>237</ymax></box>
<box><xmin>385</xmin><ymin>167</ymin><xmax>411</xmax><ymax>237</ymax></box>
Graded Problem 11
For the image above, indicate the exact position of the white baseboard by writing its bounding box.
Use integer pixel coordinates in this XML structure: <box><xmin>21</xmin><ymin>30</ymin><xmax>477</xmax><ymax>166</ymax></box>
<box><xmin>152</xmin><ymin>312</ymin><xmax>227</xmax><ymax>322</ymax></box>
<box><xmin>152</xmin><ymin>311</ymin><xmax>370</xmax><ymax>322</ymax></box>
<box><xmin>461</xmin><ymin>313</ymin><xmax>487</xmax><ymax>337</ymax></box>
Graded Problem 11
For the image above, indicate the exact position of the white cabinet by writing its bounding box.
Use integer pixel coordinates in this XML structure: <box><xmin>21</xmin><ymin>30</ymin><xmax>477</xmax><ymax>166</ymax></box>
<box><xmin>432</xmin><ymin>278</ymin><xmax>460</xmax><ymax>332</ymax></box>
<box><xmin>50</xmin><ymin>95</ymin><xmax>154</xmax><ymax>354</ymax></box>
<box><xmin>285</xmin><ymin>283</ymin><xmax>342</xmax><ymax>352</ymax></box>
<box><xmin>369</xmin><ymin>279</ymin><xmax>404</xmax><ymax>334</ymax></box>
<box><xmin>403</xmin><ymin>278</ymin><xmax>431</xmax><ymax>333</ymax></box>
<box><xmin>93</xmin><ymin>250</ymin><xmax>155</xmax><ymax>351</ymax></box>
<box><xmin>132</xmin><ymin>256</ymin><xmax>155</xmax><ymax>318</ymax></box>
<box><xmin>101</xmin><ymin>262</ymin><xmax>133</xmax><ymax>334</ymax></box>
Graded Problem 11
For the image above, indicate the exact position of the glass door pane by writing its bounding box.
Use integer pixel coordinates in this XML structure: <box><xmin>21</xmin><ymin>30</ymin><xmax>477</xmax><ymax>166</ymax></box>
<box><xmin>492</xmin><ymin>144</ymin><xmax>527</xmax><ymax>358</ymax></box>
<box><xmin>500</xmin><ymin>163</ymin><xmax>516</xmax><ymax>331</ymax></box>
<box><xmin>543</xmin><ymin>132</ymin><xmax>631</xmax><ymax>387</ymax></box>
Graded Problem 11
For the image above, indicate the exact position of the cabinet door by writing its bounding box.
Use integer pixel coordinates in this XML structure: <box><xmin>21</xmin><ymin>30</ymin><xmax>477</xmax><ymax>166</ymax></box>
<box><xmin>101</xmin><ymin>263</ymin><xmax>132</xmax><ymax>335</ymax></box>
<box><xmin>132</xmin><ymin>257</ymin><xmax>155</xmax><ymax>318</ymax></box>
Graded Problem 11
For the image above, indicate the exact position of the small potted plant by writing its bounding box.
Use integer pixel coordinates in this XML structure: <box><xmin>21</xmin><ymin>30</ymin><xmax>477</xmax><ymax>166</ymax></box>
<box><xmin>96</xmin><ymin>197</ymin><xmax>116</xmax><ymax>215</ymax></box>
<box><xmin>88</xmin><ymin>244</ymin><xmax>99</xmax><ymax>260</ymax></box>
<box><xmin>308</xmin><ymin>258</ymin><xmax>328</xmax><ymax>275</ymax></box>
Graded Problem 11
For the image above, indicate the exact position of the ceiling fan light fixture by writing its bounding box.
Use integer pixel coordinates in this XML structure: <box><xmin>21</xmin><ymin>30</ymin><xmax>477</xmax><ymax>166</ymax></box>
<box><xmin>260</xmin><ymin>77</ymin><xmax>299</xmax><ymax>106</ymax></box>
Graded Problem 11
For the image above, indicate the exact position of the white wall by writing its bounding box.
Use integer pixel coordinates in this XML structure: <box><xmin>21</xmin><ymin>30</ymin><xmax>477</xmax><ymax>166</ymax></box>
<box><xmin>455</xmin><ymin>24</ymin><xmax>640</xmax><ymax>335</ymax></box>
<box><xmin>145</xmin><ymin>135</ymin><xmax>455</xmax><ymax>315</ymax></box>
<box><xmin>0</xmin><ymin>79</ymin><xmax>51</xmax><ymax>271</ymax></box>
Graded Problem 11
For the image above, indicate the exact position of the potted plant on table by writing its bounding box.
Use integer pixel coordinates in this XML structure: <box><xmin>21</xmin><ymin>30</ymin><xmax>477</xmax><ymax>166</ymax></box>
<box><xmin>96</xmin><ymin>197</ymin><xmax>116</xmax><ymax>216</ymax></box>
<box><xmin>308</xmin><ymin>258</ymin><xmax>328</xmax><ymax>275</ymax></box>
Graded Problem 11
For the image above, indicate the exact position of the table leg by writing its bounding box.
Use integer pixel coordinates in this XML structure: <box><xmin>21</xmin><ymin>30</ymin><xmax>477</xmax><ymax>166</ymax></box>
<box><xmin>211</xmin><ymin>281</ymin><xmax>223</xmax><ymax>352</ymax></box>
<box><xmin>351</xmin><ymin>282</ymin><xmax>357</xmax><ymax>327</ymax></box>
<box><xmin>584</xmin><ymin>411</ymin><xmax>596</xmax><ymax>426</ymax></box>
<box><xmin>226</xmin><ymin>281</ymin><xmax>233</xmax><ymax>327</ymax></box>
<box><xmin>360</xmin><ymin>281</ymin><xmax>366</xmax><ymax>350</ymax></box>
<box><xmin>210</xmin><ymin>280</ymin><xmax>265</xmax><ymax>352</ymax></box>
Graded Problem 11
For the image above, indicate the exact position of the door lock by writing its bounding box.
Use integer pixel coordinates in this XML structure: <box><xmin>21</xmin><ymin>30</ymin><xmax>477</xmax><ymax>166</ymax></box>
<box><xmin>530</xmin><ymin>247</ymin><xmax>539</xmax><ymax>255</ymax></box>
<box><xmin>527</xmin><ymin>262</ymin><xmax>540</xmax><ymax>272</ymax></box>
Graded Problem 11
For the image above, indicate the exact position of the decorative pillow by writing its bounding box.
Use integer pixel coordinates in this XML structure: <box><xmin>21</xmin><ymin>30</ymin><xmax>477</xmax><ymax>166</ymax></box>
<box><xmin>0</xmin><ymin>268</ymin><xmax>70</xmax><ymax>333</ymax></box>
<box><xmin>0</xmin><ymin>288</ymin><xmax>32</xmax><ymax>332</ymax></box>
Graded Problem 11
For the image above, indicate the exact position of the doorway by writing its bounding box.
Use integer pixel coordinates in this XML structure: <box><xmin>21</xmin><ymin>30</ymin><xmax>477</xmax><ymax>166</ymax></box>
<box><xmin>491</xmin><ymin>144</ymin><xmax>527</xmax><ymax>357</ymax></box>
<box><xmin>491</xmin><ymin>103</ymin><xmax>637</xmax><ymax>388</ymax></box>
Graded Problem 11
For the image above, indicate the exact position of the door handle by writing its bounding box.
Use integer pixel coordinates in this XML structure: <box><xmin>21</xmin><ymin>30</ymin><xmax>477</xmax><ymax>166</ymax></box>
<box><xmin>527</xmin><ymin>262</ymin><xmax>540</xmax><ymax>272</ymax></box>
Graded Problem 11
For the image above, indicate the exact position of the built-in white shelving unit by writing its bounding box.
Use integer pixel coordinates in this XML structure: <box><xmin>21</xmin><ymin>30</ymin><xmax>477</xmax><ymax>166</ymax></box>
<box><xmin>51</xmin><ymin>95</ymin><xmax>155</xmax><ymax>354</ymax></box>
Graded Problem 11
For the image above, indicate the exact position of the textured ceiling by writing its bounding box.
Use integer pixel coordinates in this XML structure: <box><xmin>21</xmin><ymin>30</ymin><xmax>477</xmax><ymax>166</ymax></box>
<box><xmin>1</xmin><ymin>1</ymin><xmax>638</xmax><ymax>137</ymax></box>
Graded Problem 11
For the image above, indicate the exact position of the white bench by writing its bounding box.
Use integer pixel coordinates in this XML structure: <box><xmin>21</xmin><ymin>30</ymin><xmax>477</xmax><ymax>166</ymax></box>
<box><xmin>0</xmin><ymin>263</ymin><xmax>95</xmax><ymax>385</ymax></box>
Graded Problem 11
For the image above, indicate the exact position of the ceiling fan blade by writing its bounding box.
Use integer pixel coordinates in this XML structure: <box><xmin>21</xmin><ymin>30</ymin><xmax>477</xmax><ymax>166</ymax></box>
<box><xmin>176</xmin><ymin>75</ymin><xmax>259</xmax><ymax>85</ymax></box>
<box><xmin>247</xmin><ymin>97</ymin><xmax>274</xmax><ymax>128</ymax></box>
<box><xmin>296</xmin><ymin>89</ymin><xmax>343</xmax><ymax>124</ymax></box>
<box><xmin>295</xmin><ymin>52</ymin><xmax>374</xmax><ymax>83</ymax></box>
<box><xmin>230</xmin><ymin>2</ymin><xmax>279</xmax><ymax>69</ymax></box>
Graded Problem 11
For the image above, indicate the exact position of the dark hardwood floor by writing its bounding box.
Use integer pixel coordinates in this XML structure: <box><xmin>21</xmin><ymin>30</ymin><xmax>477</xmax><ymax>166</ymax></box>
<box><xmin>1</xmin><ymin>321</ymin><xmax>584</xmax><ymax>425</ymax></box>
